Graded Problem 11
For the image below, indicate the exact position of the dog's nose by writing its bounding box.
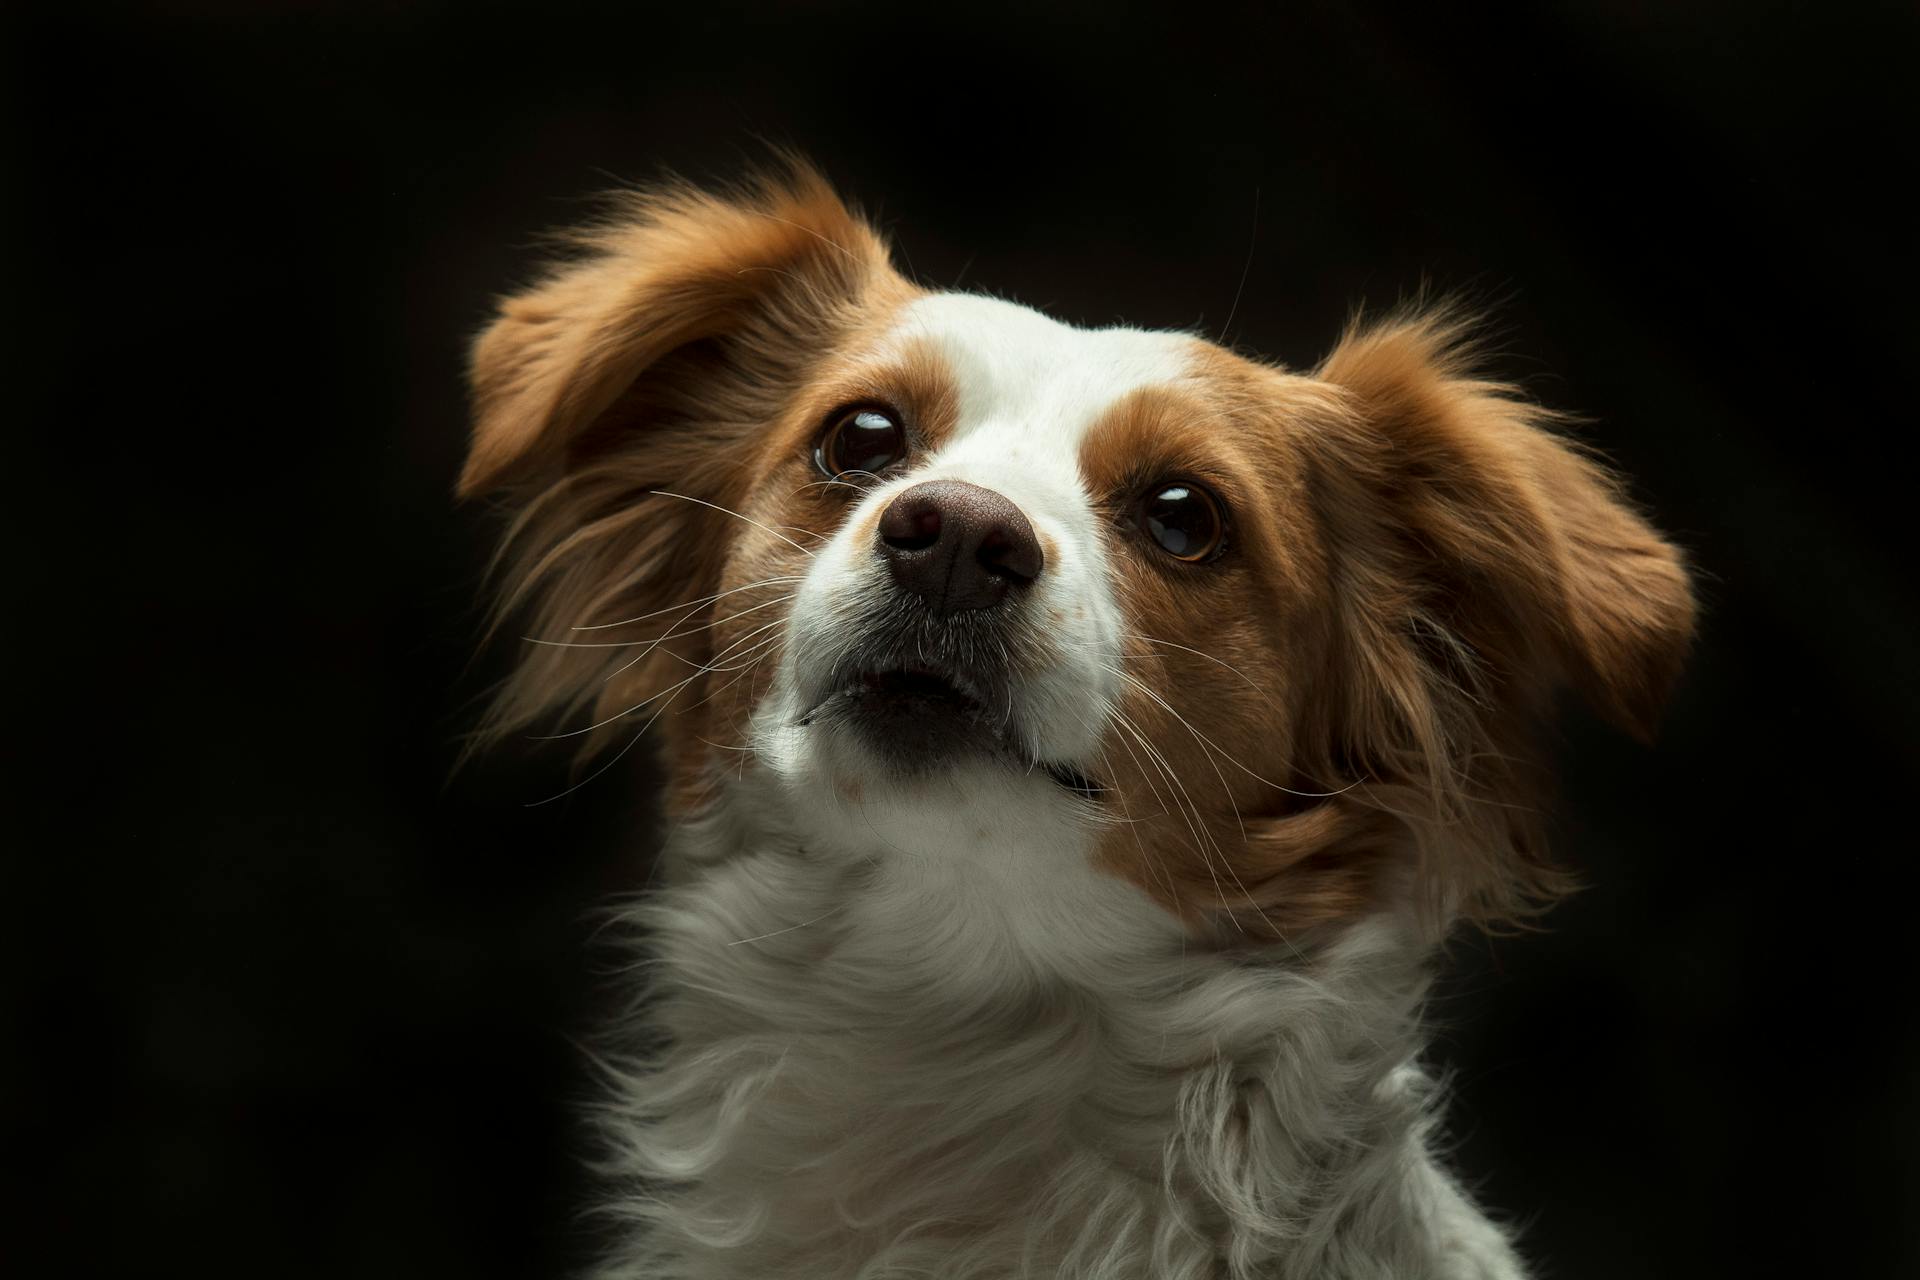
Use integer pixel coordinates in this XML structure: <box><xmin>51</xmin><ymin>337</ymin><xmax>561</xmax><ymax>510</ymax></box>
<box><xmin>877</xmin><ymin>480</ymin><xmax>1045</xmax><ymax>613</ymax></box>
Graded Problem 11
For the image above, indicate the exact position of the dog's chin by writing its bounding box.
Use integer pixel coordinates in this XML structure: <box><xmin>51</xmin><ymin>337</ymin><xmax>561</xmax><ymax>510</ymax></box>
<box><xmin>801</xmin><ymin>664</ymin><xmax>1104</xmax><ymax>800</ymax></box>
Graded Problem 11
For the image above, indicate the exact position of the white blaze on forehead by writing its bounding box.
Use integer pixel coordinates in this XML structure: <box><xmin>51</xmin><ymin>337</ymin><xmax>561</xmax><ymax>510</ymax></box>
<box><xmin>887</xmin><ymin>293</ymin><xmax>1194</xmax><ymax>479</ymax></box>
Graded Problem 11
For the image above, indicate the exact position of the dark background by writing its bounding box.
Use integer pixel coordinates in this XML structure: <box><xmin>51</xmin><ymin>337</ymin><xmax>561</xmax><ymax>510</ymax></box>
<box><xmin>9</xmin><ymin>1</ymin><xmax>1917</xmax><ymax>1275</ymax></box>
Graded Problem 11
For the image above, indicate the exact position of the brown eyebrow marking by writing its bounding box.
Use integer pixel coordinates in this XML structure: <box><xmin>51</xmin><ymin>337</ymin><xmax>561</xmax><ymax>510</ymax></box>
<box><xmin>791</xmin><ymin>334</ymin><xmax>961</xmax><ymax>458</ymax></box>
<box><xmin>1076</xmin><ymin>381</ymin><xmax>1252</xmax><ymax>515</ymax></box>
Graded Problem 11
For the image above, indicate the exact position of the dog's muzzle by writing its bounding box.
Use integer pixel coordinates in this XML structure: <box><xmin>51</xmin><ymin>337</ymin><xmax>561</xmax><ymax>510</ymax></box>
<box><xmin>794</xmin><ymin>480</ymin><xmax>1097</xmax><ymax>796</ymax></box>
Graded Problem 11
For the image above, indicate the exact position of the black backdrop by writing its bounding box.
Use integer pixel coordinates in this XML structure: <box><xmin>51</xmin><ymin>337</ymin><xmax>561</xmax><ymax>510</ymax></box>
<box><xmin>11</xmin><ymin>2</ymin><xmax>1918</xmax><ymax>1276</ymax></box>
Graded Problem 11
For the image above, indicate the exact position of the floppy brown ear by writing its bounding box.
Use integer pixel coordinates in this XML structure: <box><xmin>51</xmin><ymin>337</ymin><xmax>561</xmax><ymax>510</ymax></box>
<box><xmin>1315</xmin><ymin>309</ymin><xmax>1696</xmax><ymax>743</ymax></box>
<box><xmin>459</xmin><ymin>166</ymin><xmax>908</xmax><ymax>762</ymax></box>
<box><xmin>459</xmin><ymin>164</ymin><xmax>897</xmax><ymax>497</ymax></box>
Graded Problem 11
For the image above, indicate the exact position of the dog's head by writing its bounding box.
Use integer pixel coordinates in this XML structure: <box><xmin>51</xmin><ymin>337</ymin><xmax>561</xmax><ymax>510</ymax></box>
<box><xmin>463</xmin><ymin>167</ymin><xmax>1694</xmax><ymax>941</ymax></box>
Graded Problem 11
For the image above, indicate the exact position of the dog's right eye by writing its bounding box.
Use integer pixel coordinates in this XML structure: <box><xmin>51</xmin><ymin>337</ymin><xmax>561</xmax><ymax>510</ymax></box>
<box><xmin>815</xmin><ymin>406</ymin><xmax>908</xmax><ymax>479</ymax></box>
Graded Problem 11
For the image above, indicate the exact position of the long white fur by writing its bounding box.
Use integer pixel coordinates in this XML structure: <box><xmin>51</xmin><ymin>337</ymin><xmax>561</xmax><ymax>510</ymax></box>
<box><xmin>590</xmin><ymin>296</ymin><xmax>1528</xmax><ymax>1279</ymax></box>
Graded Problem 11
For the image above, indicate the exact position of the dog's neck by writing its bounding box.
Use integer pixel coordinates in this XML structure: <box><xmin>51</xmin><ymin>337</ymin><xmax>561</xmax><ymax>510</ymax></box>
<box><xmin>601</xmin><ymin>780</ymin><xmax>1525</xmax><ymax>1280</ymax></box>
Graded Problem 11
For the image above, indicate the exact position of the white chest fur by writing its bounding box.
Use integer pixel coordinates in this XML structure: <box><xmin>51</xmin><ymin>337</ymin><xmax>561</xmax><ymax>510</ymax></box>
<box><xmin>592</xmin><ymin>788</ymin><xmax>1527</xmax><ymax>1280</ymax></box>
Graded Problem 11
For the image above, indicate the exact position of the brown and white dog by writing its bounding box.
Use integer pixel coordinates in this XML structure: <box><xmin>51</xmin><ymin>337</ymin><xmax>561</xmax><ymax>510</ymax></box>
<box><xmin>460</xmin><ymin>166</ymin><xmax>1694</xmax><ymax>1279</ymax></box>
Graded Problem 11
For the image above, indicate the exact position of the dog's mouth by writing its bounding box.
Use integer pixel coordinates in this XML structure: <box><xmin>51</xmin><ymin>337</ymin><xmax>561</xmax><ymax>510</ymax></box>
<box><xmin>801</xmin><ymin>659</ymin><xmax>1102</xmax><ymax>798</ymax></box>
<box><xmin>819</xmin><ymin>661</ymin><xmax>997</xmax><ymax>765</ymax></box>
<box><xmin>851</xmin><ymin>663</ymin><xmax>987</xmax><ymax>712</ymax></box>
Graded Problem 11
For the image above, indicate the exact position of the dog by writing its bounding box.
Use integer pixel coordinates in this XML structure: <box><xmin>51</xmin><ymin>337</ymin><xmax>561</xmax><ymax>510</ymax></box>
<box><xmin>459</xmin><ymin>165</ymin><xmax>1695</xmax><ymax>1279</ymax></box>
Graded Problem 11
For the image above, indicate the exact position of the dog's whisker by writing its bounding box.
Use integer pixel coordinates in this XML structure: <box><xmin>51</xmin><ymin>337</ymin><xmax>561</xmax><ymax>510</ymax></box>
<box><xmin>527</xmin><ymin>595</ymin><xmax>795</xmax><ymax>651</ymax></box>
<box><xmin>673</xmin><ymin>641</ymin><xmax>783</xmax><ymax>710</ymax></box>
<box><xmin>1097</xmin><ymin>660</ymin><xmax>1360</xmax><ymax>800</ymax></box>
<box><xmin>1125</xmin><ymin>696</ymin><xmax>1294</xmax><ymax>946</ymax></box>
<box><xmin>1109</xmin><ymin>697</ymin><xmax>1294</xmax><ymax>943</ymax></box>
<box><xmin>534</xmin><ymin>614</ymin><xmax>787</xmax><ymax>743</ymax></box>
<box><xmin>646</xmin><ymin>490</ymin><xmax>817</xmax><ymax>558</ymax></box>
<box><xmin>678</xmin><ymin>617</ymin><xmax>788</xmax><ymax>675</ymax></box>
<box><xmin>523</xmin><ymin>673</ymin><xmax>697</xmax><ymax>806</ymax></box>
<box><xmin>527</xmin><ymin>671</ymin><xmax>700</xmax><ymax>742</ymax></box>
<box><xmin>1124</xmin><ymin>631</ymin><xmax>1264</xmax><ymax>693</ymax></box>
<box><xmin>646</xmin><ymin>613</ymin><xmax>792</xmax><ymax>668</ymax></box>
<box><xmin>573</xmin><ymin>577</ymin><xmax>805</xmax><ymax>631</ymax></box>
<box><xmin>1105</xmin><ymin>704</ymin><xmax>1239</xmax><ymax>930</ymax></box>
<box><xmin>1103</xmin><ymin>664</ymin><xmax>1247</xmax><ymax>838</ymax></box>
<box><xmin>600</xmin><ymin>599</ymin><xmax>794</xmax><ymax>683</ymax></box>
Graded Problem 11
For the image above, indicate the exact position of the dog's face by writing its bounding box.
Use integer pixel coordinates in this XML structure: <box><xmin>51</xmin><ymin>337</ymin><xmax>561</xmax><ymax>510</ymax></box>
<box><xmin>727</xmin><ymin>293</ymin><xmax>1347</xmax><ymax>924</ymax></box>
<box><xmin>463</xmin><ymin>170</ymin><xmax>1694</xmax><ymax>942</ymax></box>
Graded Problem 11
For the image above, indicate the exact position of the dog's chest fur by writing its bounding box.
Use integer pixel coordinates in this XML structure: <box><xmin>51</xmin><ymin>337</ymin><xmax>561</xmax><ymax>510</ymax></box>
<box><xmin>596</xmin><ymin>794</ymin><xmax>1525</xmax><ymax>1280</ymax></box>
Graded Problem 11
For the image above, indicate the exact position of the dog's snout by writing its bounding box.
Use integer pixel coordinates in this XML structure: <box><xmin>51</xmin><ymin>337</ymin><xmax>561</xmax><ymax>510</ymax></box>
<box><xmin>877</xmin><ymin>480</ymin><xmax>1044</xmax><ymax>613</ymax></box>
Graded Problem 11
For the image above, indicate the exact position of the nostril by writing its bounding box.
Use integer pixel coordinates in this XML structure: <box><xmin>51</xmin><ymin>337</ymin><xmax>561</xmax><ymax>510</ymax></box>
<box><xmin>977</xmin><ymin>526</ymin><xmax>1043</xmax><ymax>584</ymax></box>
<box><xmin>879</xmin><ymin>501</ymin><xmax>942</xmax><ymax>552</ymax></box>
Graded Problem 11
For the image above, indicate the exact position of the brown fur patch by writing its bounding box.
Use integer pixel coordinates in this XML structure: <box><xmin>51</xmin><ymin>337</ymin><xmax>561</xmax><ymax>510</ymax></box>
<box><xmin>1073</xmin><ymin>364</ymin><xmax>1385</xmax><ymax>937</ymax></box>
<box><xmin>1073</xmin><ymin>322</ymin><xmax>1694</xmax><ymax>938</ymax></box>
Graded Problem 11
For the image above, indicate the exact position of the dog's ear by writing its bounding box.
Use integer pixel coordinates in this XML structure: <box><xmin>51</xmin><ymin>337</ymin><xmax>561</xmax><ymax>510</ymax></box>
<box><xmin>458</xmin><ymin>164</ymin><xmax>897</xmax><ymax>497</ymax></box>
<box><xmin>459</xmin><ymin>166</ymin><xmax>906</xmax><ymax>761</ymax></box>
<box><xmin>1315</xmin><ymin>308</ymin><xmax>1695</xmax><ymax>743</ymax></box>
<box><xmin>1303</xmin><ymin>307</ymin><xmax>1695</xmax><ymax>924</ymax></box>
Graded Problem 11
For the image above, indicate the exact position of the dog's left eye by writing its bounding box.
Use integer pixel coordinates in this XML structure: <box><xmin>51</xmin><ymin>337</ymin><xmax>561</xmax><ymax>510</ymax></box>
<box><xmin>1137</xmin><ymin>482</ymin><xmax>1226</xmax><ymax>562</ymax></box>
<box><xmin>815</xmin><ymin>406</ymin><xmax>908</xmax><ymax>479</ymax></box>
